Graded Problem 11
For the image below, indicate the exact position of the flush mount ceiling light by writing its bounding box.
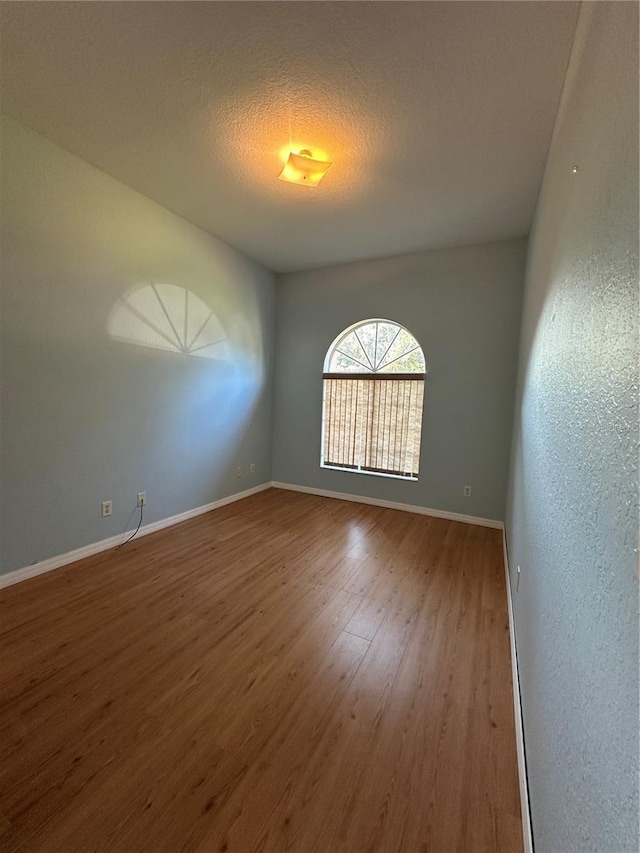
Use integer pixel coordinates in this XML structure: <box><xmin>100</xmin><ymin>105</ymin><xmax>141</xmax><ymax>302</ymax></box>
<box><xmin>278</xmin><ymin>149</ymin><xmax>332</xmax><ymax>187</ymax></box>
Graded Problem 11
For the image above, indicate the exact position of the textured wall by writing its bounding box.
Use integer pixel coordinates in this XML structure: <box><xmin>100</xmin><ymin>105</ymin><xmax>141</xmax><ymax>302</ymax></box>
<box><xmin>0</xmin><ymin>116</ymin><xmax>275</xmax><ymax>576</ymax></box>
<box><xmin>506</xmin><ymin>3</ymin><xmax>639</xmax><ymax>851</ymax></box>
<box><xmin>272</xmin><ymin>239</ymin><xmax>525</xmax><ymax>521</ymax></box>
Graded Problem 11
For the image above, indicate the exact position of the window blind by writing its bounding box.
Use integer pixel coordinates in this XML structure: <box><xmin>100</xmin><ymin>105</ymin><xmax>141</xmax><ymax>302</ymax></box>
<box><xmin>322</xmin><ymin>373</ymin><xmax>425</xmax><ymax>478</ymax></box>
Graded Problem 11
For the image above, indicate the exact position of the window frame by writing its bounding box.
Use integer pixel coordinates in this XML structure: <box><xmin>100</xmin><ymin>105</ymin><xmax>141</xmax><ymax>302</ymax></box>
<box><xmin>320</xmin><ymin>319</ymin><xmax>426</xmax><ymax>481</ymax></box>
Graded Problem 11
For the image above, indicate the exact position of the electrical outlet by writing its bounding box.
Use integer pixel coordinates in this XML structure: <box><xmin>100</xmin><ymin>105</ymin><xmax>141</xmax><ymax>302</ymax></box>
<box><xmin>463</xmin><ymin>485</ymin><xmax>472</xmax><ymax>497</ymax></box>
<box><xmin>137</xmin><ymin>492</ymin><xmax>146</xmax><ymax>507</ymax></box>
<box><xmin>101</xmin><ymin>500</ymin><xmax>112</xmax><ymax>518</ymax></box>
<box><xmin>250</xmin><ymin>463</ymin><xmax>256</xmax><ymax>474</ymax></box>
<box><xmin>236</xmin><ymin>465</ymin><xmax>242</xmax><ymax>478</ymax></box>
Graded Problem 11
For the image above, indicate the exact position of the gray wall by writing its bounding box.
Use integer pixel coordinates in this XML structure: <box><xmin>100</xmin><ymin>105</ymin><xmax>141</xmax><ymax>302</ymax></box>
<box><xmin>0</xmin><ymin>116</ymin><xmax>275</xmax><ymax>575</ymax></box>
<box><xmin>506</xmin><ymin>3</ymin><xmax>639</xmax><ymax>851</ymax></box>
<box><xmin>272</xmin><ymin>239</ymin><xmax>525</xmax><ymax>521</ymax></box>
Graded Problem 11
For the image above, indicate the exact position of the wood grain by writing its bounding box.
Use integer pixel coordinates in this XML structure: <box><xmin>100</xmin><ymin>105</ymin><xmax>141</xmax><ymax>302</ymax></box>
<box><xmin>0</xmin><ymin>487</ymin><xmax>523</xmax><ymax>852</ymax></box>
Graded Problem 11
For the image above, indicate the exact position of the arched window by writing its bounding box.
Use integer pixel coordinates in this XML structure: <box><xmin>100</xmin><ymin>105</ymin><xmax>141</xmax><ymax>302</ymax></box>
<box><xmin>321</xmin><ymin>319</ymin><xmax>426</xmax><ymax>479</ymax></box>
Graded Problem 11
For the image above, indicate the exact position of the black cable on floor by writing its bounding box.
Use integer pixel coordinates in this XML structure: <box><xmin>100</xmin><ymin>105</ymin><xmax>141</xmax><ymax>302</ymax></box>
<box><xmin>115</xmin><ymin>503</ymin><xmax>143</xmax><ymax>550</ymax></box>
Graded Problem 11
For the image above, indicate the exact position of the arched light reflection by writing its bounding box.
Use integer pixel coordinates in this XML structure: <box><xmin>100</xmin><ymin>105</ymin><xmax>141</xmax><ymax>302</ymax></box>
<box><xmin>108</xmin><ymin>282</ymin><xmax>230</xmax><ymax>361</ymax></box>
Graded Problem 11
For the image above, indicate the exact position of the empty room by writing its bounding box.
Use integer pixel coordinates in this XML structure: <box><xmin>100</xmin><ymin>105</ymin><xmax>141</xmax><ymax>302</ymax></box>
<box><xmin>0</xmin><ymin>2</ymin><xmax>638</xmax><ymax>852</ymax></box>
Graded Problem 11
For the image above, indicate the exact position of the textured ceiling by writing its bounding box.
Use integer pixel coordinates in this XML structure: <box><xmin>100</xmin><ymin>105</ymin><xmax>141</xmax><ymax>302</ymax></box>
<box><xmin>0</xmin><ymin>1</ymin><xmax>579</xmax><ymax>272</ymax></box>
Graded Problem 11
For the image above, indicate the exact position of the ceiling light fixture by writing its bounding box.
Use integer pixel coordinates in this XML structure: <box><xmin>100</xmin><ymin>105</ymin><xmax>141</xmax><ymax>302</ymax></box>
<box><xmin>278</xmin><ymin>149</ymin><xmax>332</xmax><ymax>187</ymax></box>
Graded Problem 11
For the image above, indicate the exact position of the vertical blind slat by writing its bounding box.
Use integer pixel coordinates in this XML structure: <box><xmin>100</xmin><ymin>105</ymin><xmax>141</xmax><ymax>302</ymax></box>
<box><xmin>322</xmin><ymin>377</ymin><xmax>424</xmax><ymax>477</ymax></box>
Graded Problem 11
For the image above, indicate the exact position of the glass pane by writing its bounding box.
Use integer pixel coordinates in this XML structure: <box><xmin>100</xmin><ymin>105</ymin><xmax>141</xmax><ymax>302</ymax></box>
<box><xmin>353</xmin><ymin>323</ymin><xmax>378</xmax><ymax>370</ymax></box>
<box><xmin>335</xmin><ymin>330</ymin><xmax>372</xmax><ymax>371</ymax></box>
<box><xmin>378</xmin><ymin>328</ymin><xmax>425</xmax><ymax>372</ymax></box>
<box><xmin>373</xmin><ymin>322</ymin><xmax>400</xmax><ymax>369</ymax></box>
<box><xmin>378</xmin><ymin>348</ymin><xmax>425</xmax><ymax>373</ymax></box>
<box><xmin>327</xmin><ymin>320</ymin><xmax>424</xmax><ymax>375</ymax></box>
<box><xmin>329</xmin><ymin>350</ymin><xmax>368</xmax><ymax>372</ymax></box>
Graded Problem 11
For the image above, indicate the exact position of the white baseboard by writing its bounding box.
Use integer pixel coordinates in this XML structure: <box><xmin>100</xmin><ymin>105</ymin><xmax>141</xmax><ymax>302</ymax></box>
<box><xmin>1</xmin><ymin>480</ymin><xmax>504</xmax><ymax>591</ymax></box>
<box><xmin>0</xmin><ymin>482</ymin><xmax>271</xmax><ymax>590</ymax></box>
<box><xmin>502</xmin><ymin>530</ymin><xmax>533</xmax><ymax>853</ymax></box>
<box><xmin>271</xmin><ymin>481</ymin><xmax>504</xmax><ymax>529</ymax></box>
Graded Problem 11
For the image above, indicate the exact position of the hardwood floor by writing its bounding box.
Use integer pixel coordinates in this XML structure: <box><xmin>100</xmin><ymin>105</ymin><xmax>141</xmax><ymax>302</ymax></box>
<box><xmin>0</xmin><ymin>488</ymin><xmax>523</xmax><ymax>852</ymax></box>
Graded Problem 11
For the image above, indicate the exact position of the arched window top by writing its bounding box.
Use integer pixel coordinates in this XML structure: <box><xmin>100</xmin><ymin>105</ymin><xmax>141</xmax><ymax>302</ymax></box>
<box><xmin>324</xmin><ymin>319</ymin><xmax>425</xmax><ymax>374</ymax></box>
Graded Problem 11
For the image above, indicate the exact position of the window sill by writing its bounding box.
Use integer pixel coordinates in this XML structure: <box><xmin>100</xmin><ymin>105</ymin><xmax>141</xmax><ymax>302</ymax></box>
<box><xmin>320</xmin><ymin>463</ymin><xmax>418</xmax><ymax>482</ymax></box>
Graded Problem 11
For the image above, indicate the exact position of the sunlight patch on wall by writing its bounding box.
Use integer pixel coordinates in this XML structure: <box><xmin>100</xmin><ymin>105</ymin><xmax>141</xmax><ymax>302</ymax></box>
<box><xmin>108</xmin><ymin>282</ymin><xmax>230</xmax><ymax>360</ymax></box>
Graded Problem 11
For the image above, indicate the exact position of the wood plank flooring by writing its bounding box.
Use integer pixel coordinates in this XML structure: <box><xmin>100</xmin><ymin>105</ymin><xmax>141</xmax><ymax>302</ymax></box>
<box><xmin>0</xmin><ymin>488</ymin><xmax>523</xmax><ymax>852</ymax></box>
